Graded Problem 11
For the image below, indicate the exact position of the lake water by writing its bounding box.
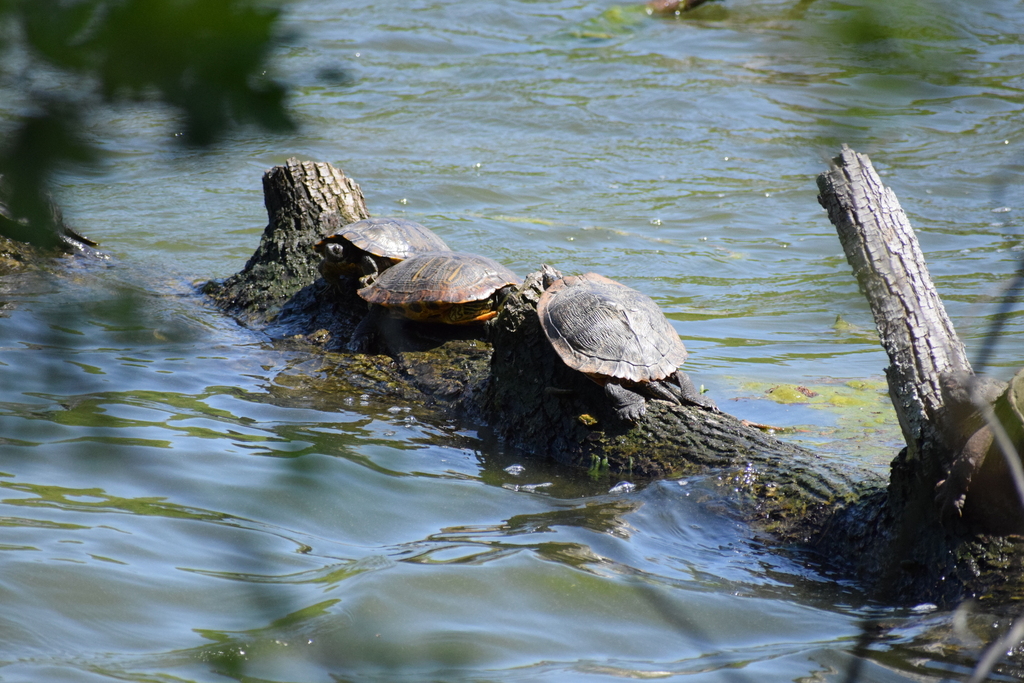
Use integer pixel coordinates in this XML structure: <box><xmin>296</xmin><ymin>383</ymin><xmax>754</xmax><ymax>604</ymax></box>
<box><xmin>3</xmin><ymin>0</ymin><xmax>1024</xmax><ymax>680</ymax></box>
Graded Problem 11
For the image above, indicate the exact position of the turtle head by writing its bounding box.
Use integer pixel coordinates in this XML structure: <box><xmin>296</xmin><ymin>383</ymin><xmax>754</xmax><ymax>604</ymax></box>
<box><xmin>324</xmin><ymin>241</ymin><xmax>347</xmax><ymax>261</ymax></box>
<box><xmin>313</xmin><ymin>236</ymin><xmax>350</xmax><ymax>262</ymax></box>
<box><xmin>540</xmin><ymin>264</ymin><xmax>563</xmax><ymax>290</ymax></box>
<box><xmin>315</xmin><ymin>237</ymin><xmax>363</xmax><ymax>282</ymax></box>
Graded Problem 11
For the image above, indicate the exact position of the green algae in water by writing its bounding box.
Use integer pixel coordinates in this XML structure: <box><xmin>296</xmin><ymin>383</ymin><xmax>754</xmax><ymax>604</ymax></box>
<box><xmin>569</xmin><ymin>5</ymin><xmax>648</xmax><ymax>39</ymax></box>
<box><xmin>733</xmin><ymin>377</ymin><xmax>901</xmax><ymax>469</ymax></box>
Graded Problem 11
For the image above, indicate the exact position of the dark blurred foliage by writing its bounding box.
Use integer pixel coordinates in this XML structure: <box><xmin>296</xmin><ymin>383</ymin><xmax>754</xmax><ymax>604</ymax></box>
<box><xmin>0</xmin><ymin>0</ymin><xmax>294</xmax><ymax>249</ymax></box>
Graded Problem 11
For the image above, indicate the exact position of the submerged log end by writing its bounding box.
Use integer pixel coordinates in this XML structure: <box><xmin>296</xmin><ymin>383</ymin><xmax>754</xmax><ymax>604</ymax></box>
<box><xmin>646</xmin><ymin>0</ymin><xmax>711</xmax><ymax>14</ymax></box>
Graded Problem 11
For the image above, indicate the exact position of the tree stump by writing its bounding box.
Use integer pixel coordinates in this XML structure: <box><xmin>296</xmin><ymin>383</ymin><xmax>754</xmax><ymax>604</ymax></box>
<box><xmin>205</xmin><ymin>158</ymin><xmax>370</xmax><ymax>340</ymax></box>
<box><xmin>815</xmin><ymin>145</ymin><xmax>1024</xmax><ymax>602</ymax></box>
<box><xmin>817</xmin><ymin>145</ymin><xmax>974</xmax><ymax>469</ymax></box>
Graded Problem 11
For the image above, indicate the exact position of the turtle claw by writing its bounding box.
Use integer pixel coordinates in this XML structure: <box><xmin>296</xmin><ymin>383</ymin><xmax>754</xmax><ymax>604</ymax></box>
<box><xmin>345</xmin><ymin>330</ymin><xmax>374</xmax><ymax>354</ymax></box>
<box><xmin>934</xmin><ymin>478</ymin><xmax>966</xmax><ymax>523</ymax></box>
<box><xmin>934</xmin><ymin>423</ymin><xmax>995</xmax><ymax>526</ymax></box>
<box><xmin>604</xmin><ymin>382</ymin><xmax>647</xmax><ymax>423</ymax></box>
<box><xmin>676</xmin><ymin>372</ymin><xmax>718</xmax><ymax>412</ymax></box>
<box><xmin>647</xmin><ymin>372</ymin><xmax>718</xmax><ymax>412</ymax></box>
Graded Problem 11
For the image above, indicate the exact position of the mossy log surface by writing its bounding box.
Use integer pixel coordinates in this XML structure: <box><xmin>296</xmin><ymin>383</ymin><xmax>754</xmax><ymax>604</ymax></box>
<box><xmin>199</xmin><ymin>155</ymin><xmax>1024</xmax><ymax>607</ymax></box>
<box><xmin>0</xmin><ymin>233</ymin><xmax>49</xmax><ymax>276</ymax></box>
<box><xmin>205</xmin><ymin>158</ymin><xmax>370</xmax><ymax>333</ymax></box>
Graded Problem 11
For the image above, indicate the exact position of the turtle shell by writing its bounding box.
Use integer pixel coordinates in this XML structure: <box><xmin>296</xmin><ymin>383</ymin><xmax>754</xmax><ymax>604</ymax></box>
<box><xmin>537</xmin><ymin>272</ymin><xmax>687</xmax><ymax>384</ymax></box>
<box><xmin>314</xmin><ymin>217</ymin><xmax>450</xmax><ymax>269</ymax></box>
<box><xmin>358</xmin><ymin>251</ymin><xmax>522</xmax><ymax>324</ymax></box>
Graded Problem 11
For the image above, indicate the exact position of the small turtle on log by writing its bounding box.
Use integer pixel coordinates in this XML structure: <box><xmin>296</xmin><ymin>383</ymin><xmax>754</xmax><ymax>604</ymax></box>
<box><xmin>313</xmin><ymin>217</ymin><xmax>450</xmax><ymax>287</ymax></box>
<box><xmin>536</xmin><ymin>265</ymin><xmax>715</xmax><ymax>422</ymax></box>
<box><xmin>349</xmin><ymin>251</ymin><xmax>522</xmax><ymax>351</ymax></box>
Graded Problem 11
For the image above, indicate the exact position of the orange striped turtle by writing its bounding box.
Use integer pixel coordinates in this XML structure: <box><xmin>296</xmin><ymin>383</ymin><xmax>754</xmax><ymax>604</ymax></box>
<box><xmin>357</xmin><ymin>251</ymin><xmax>521</xmax><ymax>326</ymax></box>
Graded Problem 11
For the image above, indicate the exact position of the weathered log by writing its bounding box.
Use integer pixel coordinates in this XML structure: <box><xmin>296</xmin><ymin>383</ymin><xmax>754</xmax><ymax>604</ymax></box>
<box><xmin>207</xmin><ymin>158</ymin><xmax>878</xmax><ymax>555</ymax></box>
<box><xmin>205</xmin><ymin>158</ymin><xmax>871</xmax><ymax>535</ymax></box>
<box><xmin>483</xmin><ymin>267</ymin><xmax>874</xmax><ymax>536</ymax></box>
<box><xmin>206</xmin><ymin>155</ymin><xmax>1024</xmax><ymax>607</ymax></box>
<box><xmin>817</xmin><ymin>145</ymin><xmax>975</xmax><ymax>472</ymax></box>
<box><xmin>815</xmin><ymin>145</ymin><xmax>1024</xmax><ymax>603</ymax></box>
<box><xmin>202</xmin><ymin>158</ymin><xmax>495</xmax><ymax>404</ymax></box>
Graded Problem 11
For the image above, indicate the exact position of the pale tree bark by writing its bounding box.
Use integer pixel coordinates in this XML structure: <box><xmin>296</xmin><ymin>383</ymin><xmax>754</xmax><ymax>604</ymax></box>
<box><xmin>817</xmin><ymin>145</ymin><xmax>972</xmax><ymax>472</ymax></box>
<box><xmin>816</xmin><ymin>146</ymin><xmax>1024</xmax><ymax>601</ymax></box>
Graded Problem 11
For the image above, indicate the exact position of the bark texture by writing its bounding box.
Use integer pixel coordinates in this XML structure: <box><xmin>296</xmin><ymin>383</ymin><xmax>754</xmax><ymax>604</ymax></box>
<box><xmin>817</xmin><ymin>145</ymin><xmax>972</xmax><ymax>470</ymax></box>
<box><xmin>815</xmin><ymin>146</ymin><xmax>1024</xmax><ymax>603</ymax></box>
<box><xmin>206</xmin><ymin>158</ymin><xmax>370</xmax><ymax>336</ymax></box>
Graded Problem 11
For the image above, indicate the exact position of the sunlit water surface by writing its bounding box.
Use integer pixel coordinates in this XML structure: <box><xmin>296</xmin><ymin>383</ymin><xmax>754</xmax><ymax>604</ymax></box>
<box><xmin>3</xmin><ymin>0</ymin><xmax>1024</xmax><ymax>680</ymax></box>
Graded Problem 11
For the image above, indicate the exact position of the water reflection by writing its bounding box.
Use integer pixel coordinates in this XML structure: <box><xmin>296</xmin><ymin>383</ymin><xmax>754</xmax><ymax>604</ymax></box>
<box><xmin>0</xmin><ymin>297</ymin><xmax>871</xmax><ymax>680</ymax></box>
<box><xmin>0</xmin><ymin>230</ymin><xmax>999</xmax><ymax>681</ymax></box>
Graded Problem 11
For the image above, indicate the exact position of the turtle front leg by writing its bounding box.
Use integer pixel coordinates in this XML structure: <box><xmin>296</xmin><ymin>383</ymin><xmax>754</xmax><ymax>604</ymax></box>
<box><xmin>647</xmin><ymin>371</ymin><xmax>718</xmax><ymax>412</ymax></box>
<box><xmin>935</xmin><ymin>424</ymin><xmax>995</xmax><ymax>523</ymax></box>
<box><xmin>356</xmin><ymin>254</ymin><xmax>383</xmax><ymax>289</ymax></box>
<box><xmin>604</xmin><ymin>381</ymin><xmax>647</xmax><ymax>423</ymax></box>
<box><xmin>347</xmin><ymin>304</ymin><xmax>385</xmax><ymax>353</ymax></box>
